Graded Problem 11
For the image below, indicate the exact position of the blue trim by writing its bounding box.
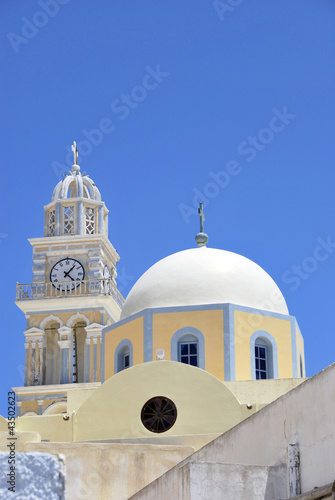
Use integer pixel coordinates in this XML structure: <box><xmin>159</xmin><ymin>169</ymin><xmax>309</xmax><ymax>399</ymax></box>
<box><xmin>29</xmin><ymin>306</ymin><xmax>114</xmax><ymax>317</ymax></box>
<box><xmin>290</xmin><ymin>318</ymin><xmax>298</xmax><ymax>378</ymax></box>
<box><xmin>114</xmin><ymin>339</ymin><xmax>133</xmax><ymax>374</ymax></box>
<box><xmin>118</xmin><ymin>302</ymin><xmax>294</xmax><ymax>323</ymax></box>
<box><xmin>170</xmin><ymin>327</ymin><xmax>205</xmax><ymax>370</ymax></box>
<box><xmin>17</xmin><ymin>393</ymin><xmax>68</xmax><ymax>402</ymax></box>
<box><xmin>250</xmin><ymin>330</ymin><xmax>278</xmax><ymax>380</ymax></box>
<box><xmin>107</xmin><ymin>310</ymin><xmax>147</xmax><ymax>330</ymax></box>
<box><xmin>24</xmin><ymin>346</ymin><xmax>29</xmax><ymax>386</ymax></box>
<box><xmin>143</xmin><ymin>310</ymin><xmax>153</xmax><ymax>362</ymax></box>
<box><xmin>223</xmin><ymin>304</ymin><xmax>235</xmax><ymax>381</ymax></box>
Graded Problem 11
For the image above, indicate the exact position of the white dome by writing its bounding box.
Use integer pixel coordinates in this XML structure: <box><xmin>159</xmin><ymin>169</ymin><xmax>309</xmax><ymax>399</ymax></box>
<box><xmin>121</xmin><ymin>246</ymin><xmax>288</xmax><ymax>319</ymax></box>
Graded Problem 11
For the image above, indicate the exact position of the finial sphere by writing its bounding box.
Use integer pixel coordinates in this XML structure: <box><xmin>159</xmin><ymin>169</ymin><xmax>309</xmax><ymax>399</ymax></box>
<box><xmin>195</xmin><ymin>232</ymin><xmax>209</xmax><ymax>247</ymax></box>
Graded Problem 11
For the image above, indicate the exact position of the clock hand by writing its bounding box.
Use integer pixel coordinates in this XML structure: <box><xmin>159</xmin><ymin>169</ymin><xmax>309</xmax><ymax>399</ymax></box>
<box><xmin>63</xmin><ymin>264</ymin><xmax>75</xmax><ymax>278</ymax></box>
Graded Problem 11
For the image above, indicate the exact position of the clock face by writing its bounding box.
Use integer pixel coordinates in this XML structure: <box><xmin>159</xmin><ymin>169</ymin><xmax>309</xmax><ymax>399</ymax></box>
<box><xmin>50</xmin><ymin>257</ymin><xmax>85</xmax><ymax>291</ymax></box>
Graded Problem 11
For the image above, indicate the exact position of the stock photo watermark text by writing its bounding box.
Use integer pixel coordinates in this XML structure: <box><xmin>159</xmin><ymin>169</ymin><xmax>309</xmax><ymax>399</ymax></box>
<box><xmin>7</xmin><ymin>0</ymin><xmax>71</xmax><ymax>54</ymax></box>
<box><xmin>179</xmin><ymin>106</ymin><xmax>296</xmax><ymax>223</ymax></box>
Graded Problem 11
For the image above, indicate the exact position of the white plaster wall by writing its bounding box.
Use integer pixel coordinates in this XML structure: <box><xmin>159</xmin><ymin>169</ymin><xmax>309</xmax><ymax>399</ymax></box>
<box><xmin>195</xmin><ymin>363</ymin><xmax>335</xmax><ymax>492</ymax></box>
<box><xmin>130</xmin><ymin>462</ymin><xmax>287</xmax><ymax>500</ymax></box>
<box><xmin>0</xmin><ymin>451</ymin><xmax>65</xmax><ymax>499</ymax></box>
<box><xmin>188</xmin><ymin>463</ymin><xmax>287</xmax><ymax>500</ymax></box>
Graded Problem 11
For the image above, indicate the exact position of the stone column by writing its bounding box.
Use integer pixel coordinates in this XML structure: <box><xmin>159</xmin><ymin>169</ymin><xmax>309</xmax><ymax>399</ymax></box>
<box><xmin>55</xmin><ymin>202</ymin><xmax>61</xmax><ymax>236</ymax></box>
<box><xmin>78</xmin><ymin>200</ymin><xmax>83</xmax><ymax>234</ymax></box>
<box><xmin>24</xmin><ymin>328</ymin><xmax>45</xmax><ymax>387</ymax></box>
<box><xmin>38</xmin><ymin>340</ymin><xmax>44</xmax><ymax>385</ymax></box>
<box><xmin>31</xmin><ymin>341</ymin><xmax>38</xmax><ymax>385</ymax></box>
<box><xmin>84</xmin><ymin>323</ymin><xmax>104</xmax><ymax>383</ymax></box>
<box><xmin>24</xmin><ymin>342</ymin><xmax>29</xmax><ymax>387</ymax></box>
<box><xmin>85</xmin><ymin>338</ymin><xmax>91</xmax><ymax>383</ymax></box>
<box><xmin>98</xmin><ymin>205</ymin><xmax>104</xmax><ymax>234</ymax></box>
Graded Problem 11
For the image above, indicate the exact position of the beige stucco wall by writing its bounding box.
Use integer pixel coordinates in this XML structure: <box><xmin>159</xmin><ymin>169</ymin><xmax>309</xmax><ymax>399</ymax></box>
<box><xmin>75</xmin><ymin>361</ymin><xmax>245</xmax><ymax>441</ymax></box>
<box><xmin>16</xmin><ymin>414</ymin><xmax>73</xmax><ymax>442</ymax></box>
<box><xmin>223</xmin><ymin>377</ymin><xmax>305</xmax><ymax>404</ymax></box>
<box><xmin>127</xmin><ymin>363</ymin><xmax>335</xmax><ymax>498</ymax></box>
<box><xmin>27</xmin><ymin>442</ymin><xmax>194</xmax><ymax>500</ymax></box>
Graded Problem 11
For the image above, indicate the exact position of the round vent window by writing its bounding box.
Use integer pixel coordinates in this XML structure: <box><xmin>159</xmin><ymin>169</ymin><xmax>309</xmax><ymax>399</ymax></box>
<box><xmin>141</xmin><ymin>396</ymin><xmax>177</xmax><ymax>433</ymax></box>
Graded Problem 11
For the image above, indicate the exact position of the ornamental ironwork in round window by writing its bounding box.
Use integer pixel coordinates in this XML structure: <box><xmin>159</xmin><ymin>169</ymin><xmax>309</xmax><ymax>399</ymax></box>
<box><xmin>141</xmin><ymin>396</ymin><xmax>177</xmax><ymax>433</ymax></box>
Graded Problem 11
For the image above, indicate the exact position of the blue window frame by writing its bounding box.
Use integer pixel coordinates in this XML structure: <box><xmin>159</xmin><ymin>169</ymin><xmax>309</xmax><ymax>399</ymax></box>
<box><xmin>255</xmin><ymin>344</ymin><xmax>268</xmax><ymax>379</ymax></box>
<box><xmin>124</xmin><ymin>352</ymin><xmax>130</xmax><ymax>369</ymax></box>
<box><xmin>179</xmin><ymin>341</ymin><xmax>198</xmax><ymax>367</ymax></box>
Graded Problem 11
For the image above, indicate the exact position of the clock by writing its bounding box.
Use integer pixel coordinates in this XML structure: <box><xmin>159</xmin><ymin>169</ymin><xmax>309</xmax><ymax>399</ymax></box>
<box><xmin>50</xmin><ymin>257</ymin><xmax>85</xmax><ymax>291</ymax></box>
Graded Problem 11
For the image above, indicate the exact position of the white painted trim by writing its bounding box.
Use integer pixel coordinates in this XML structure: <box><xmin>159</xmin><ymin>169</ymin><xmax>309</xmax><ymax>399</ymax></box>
<box><xmin>66</xmin><ymin>312</ymin><xmax>89</xmax><ymax>328</ymax></box>
<box><xmin>40</xmin><ymin>314</ymin><xmax>63</xmax><ymax>330</ymax></box>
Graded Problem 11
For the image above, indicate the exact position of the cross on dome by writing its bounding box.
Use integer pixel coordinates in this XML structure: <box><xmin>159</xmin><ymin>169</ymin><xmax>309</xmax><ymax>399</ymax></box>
<box><xmin>195</xmin><ymin>202</ymin><xmax>209</xmax><ymax>247</ymax></box>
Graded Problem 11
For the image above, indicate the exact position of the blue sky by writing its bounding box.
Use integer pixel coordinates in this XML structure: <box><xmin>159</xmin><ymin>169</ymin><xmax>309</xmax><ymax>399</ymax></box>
<box><xmin>0</xmin><ymin>0</ymin><xmax>334</xmax><ymax>417</ymax></box>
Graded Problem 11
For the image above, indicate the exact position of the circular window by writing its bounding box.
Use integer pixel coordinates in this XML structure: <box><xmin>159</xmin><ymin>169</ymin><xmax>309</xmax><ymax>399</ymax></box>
<box><xmin>141</xmin><ymin>396</ymin><xmax>177</xmax><ymax>433</ymax></box>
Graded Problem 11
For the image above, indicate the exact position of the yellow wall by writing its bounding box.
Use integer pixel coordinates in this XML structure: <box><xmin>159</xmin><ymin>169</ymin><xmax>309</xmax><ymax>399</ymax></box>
<box><xmin>76</xmin><ymin>361</ymin><xmax>244</xmax><ymax>441</ymax></box>
<box><xmin>152</xmin><ymin>310</ymin><xmax>224</xmax><ymax>380</ymax></box>
<box><xmin>16</xmin><ymin>414</ymin><xmax>73</xmax><ymax>442</ymax></box>
<box><xmin>104</xmin><ymin>308</ymin><xmax>302</xmax><ymax>382</ymax></box>
<box><xmin>104</xmin><ymin>316</ymin><xmax>144</xmax><ymax>380</ymax></box>
<box><xmin>234</xmin><ymin>311</ymin><xmax>293</xmax><ymax>380</ymax></box>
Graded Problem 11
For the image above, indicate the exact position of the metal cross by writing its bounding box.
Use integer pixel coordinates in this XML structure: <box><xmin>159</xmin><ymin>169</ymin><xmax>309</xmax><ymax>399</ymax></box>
<box><xmin>71</xmin><ymin>141</ymin><xmax>78</xmax><ymax>165</ymax></box>
<box><xmin>198</xmin><ymin>202</ymin><xmax>205</xmax><ymax>233</ymax></box>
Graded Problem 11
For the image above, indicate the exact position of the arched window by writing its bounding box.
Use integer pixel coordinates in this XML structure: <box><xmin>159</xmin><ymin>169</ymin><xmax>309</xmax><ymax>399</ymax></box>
<box><xmin>171</xmin><ymin>327</ymin><xmax>205</xmax><ymax>370</ymax></box>
<box><xmin>114</xmin><ymin>340</ymin><xmax>133</xmax><ymax>374</ymax></box>
<box><xmin>250</xmin><ymin>331</ymin><xmax>278</xmax><ymax>380</ymax></box>
<box><xmin>45</xmin><ymin>322</ymin><xmax>61</xmax><ymax>385</ymax></box>
<box><xmin>72</xmin><ymin>321</ymin><xmax>87</xmax><ymax>383</ymax></box>
<box><xmin>178</xmin><ymin>334</ymin><xmax>198</xmax><ymax>367</ymax></box>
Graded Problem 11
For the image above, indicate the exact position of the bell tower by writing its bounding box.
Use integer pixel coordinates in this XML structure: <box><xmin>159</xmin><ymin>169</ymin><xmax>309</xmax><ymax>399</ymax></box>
<box><xmin>14</xmin><ymin>142</ymin><xmax>124</xmax><ymax>416</ymax></box>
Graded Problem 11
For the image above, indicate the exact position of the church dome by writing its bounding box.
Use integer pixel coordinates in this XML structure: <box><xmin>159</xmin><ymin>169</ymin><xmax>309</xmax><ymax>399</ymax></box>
<box><xmin>121</xmin><ymin>246</ymin><xmax>288</xmax><ymax>319</ymax></box>
<box><xmin>52</xmin><ymin>166</ymin><xmax>101</xmax><ymax>201</ymax></box>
